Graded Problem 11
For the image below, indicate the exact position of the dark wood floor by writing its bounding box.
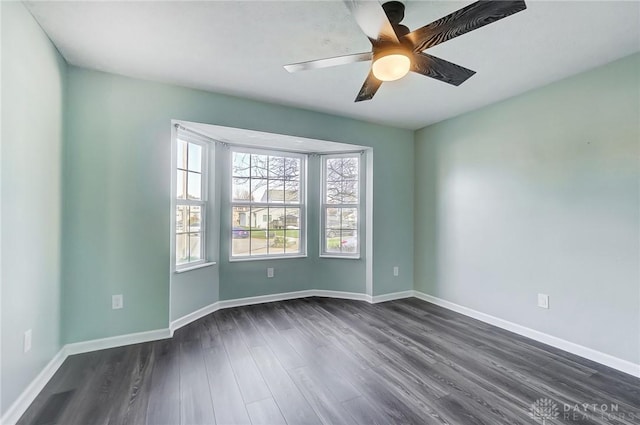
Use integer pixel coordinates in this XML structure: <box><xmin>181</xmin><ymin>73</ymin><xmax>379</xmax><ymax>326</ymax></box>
<box><xmin>17</xmin><ymin>297</ymin><xmax>640</xmax><ymax>425</ymax></box>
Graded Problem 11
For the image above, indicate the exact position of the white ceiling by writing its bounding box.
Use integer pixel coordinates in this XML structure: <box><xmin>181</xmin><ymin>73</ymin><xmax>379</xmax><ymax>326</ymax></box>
<box><xmin>26</xmin><ymin>1</ymin><xmax>640</xmax><ymax>130</ymax></box>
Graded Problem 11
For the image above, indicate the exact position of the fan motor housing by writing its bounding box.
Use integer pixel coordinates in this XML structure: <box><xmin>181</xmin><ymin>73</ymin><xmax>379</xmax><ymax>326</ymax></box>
<box><xmin>382</xmin><ymin>1</ymin><xmax>405</xmax><ymax>24</ymax></box>
<box><xmin>382</xmin><ymin>1</ymin><xmax>410</xmax><ymax>37</ymax></box>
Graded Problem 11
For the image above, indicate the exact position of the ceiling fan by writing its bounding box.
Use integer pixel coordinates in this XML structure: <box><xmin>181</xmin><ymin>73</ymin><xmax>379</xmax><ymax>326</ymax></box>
<box><xmin>284</xmin><ymin>0</ymin><xmax>527</xmax><ymax>102</ymax></box>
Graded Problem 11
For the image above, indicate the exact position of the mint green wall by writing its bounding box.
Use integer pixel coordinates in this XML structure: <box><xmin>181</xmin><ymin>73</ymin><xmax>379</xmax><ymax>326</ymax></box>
<box><xmin>64</xmin><ymin>67</ymin><xmax>414</xmax><ymax>335</ymax></box>
<box><xmin>1</xmin><ymin>2</ymin><xmax>66</xmax><ymax>416</ymax></box>
<box><xmin>414</xmin><ymin>53</ymin><xmax>640</xmax><ymax>364</ymax></box>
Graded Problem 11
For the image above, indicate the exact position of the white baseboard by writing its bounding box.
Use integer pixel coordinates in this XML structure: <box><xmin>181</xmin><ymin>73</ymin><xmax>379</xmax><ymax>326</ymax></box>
<box><xmin>64</xmin><ymin>328</ymin><xmax>172</xmax><ymax>356</ymax></box>
<box><xmin>170</xmin><ymin>301</ymin><xmax>223</xmax><ymax>333</ymax></box>
<box><xmin>169</xmin><ymin>289</ymin><xmax>373</xmax><ymax>332</ymax></box>
<box><xmin>1</xmin><ymin>348</ymin><xmax>67</xmax><ymax>425</ymax></box>
<box><xmin>413</xmin><ymin>291</ymin><xmax>640</xmax><ymax>378</ymax></box>
<box><xmin>170</xmin><ymin>290</ymin><xmax>317</xmax><ymax>333</ymax></box>
<box><xmin>217</xmin><ymin>290</ymin><xmax>317</xmax><ymax>310</ymax></box>
<box><xmin>371</xmin><ymin>290</ymin><xmax>414</xmax><ymax>303</ymax></box>
<box><xmin>313</xmin><ymin>289</ymin><xmax>372</xmax><ymax>302</ymax></box>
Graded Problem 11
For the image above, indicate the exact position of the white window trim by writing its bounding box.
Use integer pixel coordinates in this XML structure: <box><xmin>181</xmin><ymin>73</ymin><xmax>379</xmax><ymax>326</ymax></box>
<box><xmin>173</xmin><ymin>129</ymin><xmax>211</xmax><ymax>271</ymax></box>
<box><xmin>320</xmin><ymin>152</ymin><xmax>362</xmax><ymax>259</ymax></box>
<box><xmin>229</xmin><ymin>147</ymin><xmax>308</xmax><ymax>261</ymax></box>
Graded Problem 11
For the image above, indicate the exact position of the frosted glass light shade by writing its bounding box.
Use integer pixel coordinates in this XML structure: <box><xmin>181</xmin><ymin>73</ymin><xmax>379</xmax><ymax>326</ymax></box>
<box><xmin>372</xmin><ymin>53</ymin><xmax>411</xmax><ymax>81</ymax></box>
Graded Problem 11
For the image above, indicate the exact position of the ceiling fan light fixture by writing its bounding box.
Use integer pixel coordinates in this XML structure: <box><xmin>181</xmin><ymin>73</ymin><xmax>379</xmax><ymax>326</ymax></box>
<box><xmin>372</xmin><ymin>50</ymin><xmax>411</xmax><ymax>82</ymax></box>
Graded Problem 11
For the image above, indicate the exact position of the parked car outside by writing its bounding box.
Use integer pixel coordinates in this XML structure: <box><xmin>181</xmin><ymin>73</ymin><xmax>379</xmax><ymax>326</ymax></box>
<box><xmin>232</xmin><ymin>227</ymin><xmax>249</xmax><ymax>238</ymax></box>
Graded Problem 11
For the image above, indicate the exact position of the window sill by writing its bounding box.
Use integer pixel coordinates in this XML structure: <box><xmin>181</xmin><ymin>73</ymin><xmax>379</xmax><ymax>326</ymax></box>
<box><xmin>175</xmin><ymin>262</ymin><xmax>217</xmax><ymax>273</ymax></box>
<box><xmin>320</xmin><ymin>255</ymin><xmax>361</xmax><ymax>260</ymax></box>
<box><xmin>229</xmin><ymin>255</ymin><xmax>307</xmax><ymax>263</ymax></box>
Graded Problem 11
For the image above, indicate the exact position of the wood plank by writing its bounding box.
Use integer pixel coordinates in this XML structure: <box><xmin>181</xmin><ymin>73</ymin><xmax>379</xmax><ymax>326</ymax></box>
<box><xmin>244</xmin><ymin>305</ymin><xmax>306</xmax><ymax>370</ymax></box>
<box><xmin>16</xmin><ymin>352</ymin><xmax>102</xmax><ymax>425</ymax></box>
<box><xmin>341</xmin><ymin>396</ymin><xmax>394</xmax><ymax>425</ymax></box>
<box><xmin>58</xmin><ymin>346</ymin><xmax>133</xmax><ymax>424</ymax></box>
<box><xmin>179</xmin><ymin>340</ymin><xmax>216</xmax><ymax>425</ymax></box>
<box><xmin>218</xmin><ymin>329</ymin><xmax>271</xmax><ymax>404</ymax></box>
<box><xmin>287</xmin><ymin>366</ymin><xmax>358</xmax><ymax>425</ymax></box>
<box><xmin>249</xmin><ymin>345</ymin><xmax>322</xmax><ymax>425</ymax></box>
<box><xmin>107</xmin><ymin>343</ymin><xmax>156</xmax><ymax>425</ymax></box>
<box><xmin>245</xmin><ymin>398</ymin><xmax>286</xmax><ymax>425</ymax></box>
<box><xmin>198</xmin><ymin>314</ymin><xmax>221</xmax><ymax>349</ymax></box>
<box><xmin>202</xmin><ymin>340</ymin><xmax>251</xmax><ymax>425</ymax></box>
<box><xmin>30</xmin><ymin>390</ymin><xmax>73</xmax><ymax>425</ymax></box>
<box><xmin>145</xmin><ymin>340</ymin><xmax>180</xmax><ymax>425</ymax></box>
<box><xmin>229</xmin><ymin>306</ymin><xmax>267</xmax><ymax>348</ymax></box>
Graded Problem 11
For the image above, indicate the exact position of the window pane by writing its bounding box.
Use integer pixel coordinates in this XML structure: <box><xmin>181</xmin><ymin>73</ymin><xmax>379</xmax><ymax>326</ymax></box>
<box><xmin>188</xmin><ymin>143</ymin><xmax>202</xmax><ymax>172</ymax></box>
<box><xmin>189</xmin><ymin>233</ymin><xmax>201</xmax><ymax>262</ymax></box>
<box><xmin>342</xmin><ymin>157</ymin><xmax>359</xmax><ymax>180</ymax></box>
<box><xmin>268</xmin><ymin>180</ymin><xmax>285</xmax><ymax>203</ymax></box>
<box><xmin>325</xmin><ymin>230</ymin><xmax>341</xmax><ymax>253</ymax></box>
<box><xmin>177</xmin><ymin>170</ymin><xmax>187</xmax><ymax>199</ymax></box>
<box><xmin>326</xmin><ymin>179</ymin><xmax>341</xmax><ymax>204</ymax></box>
<box><xmin>343</xmin><ymin>180</ymin><xmax>359</xmax><ymax>203</ymax></box>
<box><xmin>176</xmin><ymin>233</ymin><xmax>189</xmax><ymax>264</ymax></box>
<box><xmin>187</xmin><ymin>171</ymin><xmax>202</xmax><ymax>200</ymax></box>
<box><xmin>231</xmin><ymin>206</ymin><xmax>251</xmax><ymax>257</ymax></box>
<box><xmin>326</xmin><ymin>158</ymin><xmax>342</xmax><ymax>181</ymax></box>
<box><xmin>342</xmin><ymin>208</ymin><xmax>357</xmax><ymax>230</ymax></box>
<box><xmin>250</xmin><ymin>230</ymin><xmax>269</xmax><ymax>256</ymax></box>
<box><xmin>285</xmin><ymin>208</ymin><xmax>300</xmax><ymax>229</ymax></box>
<box><xmin>189</xmin><ymin>206</ymin><xmax>201</xmax><ymax>232</ymax></box>
<box><xmin>270</xmin><ymin>231</ymin><xmax>286</xmax><ymax>255</ymax></box>
<box><xmin>268</xmin><ymin>156</ymin><xmax>285</xmax><ymax>179</ymax></box>
<box><xmin>251</xmin><ymin>178</ymin><xmax>267</xmax><ymax>202</ymax></box>
<box><xmin>251</xmin><ymin>154</ymin><xmax>268</xmax><ymax>178</ymax></box>
<box><xmin>233</xmin><ymin>152</ymin><xmax>251</xmax><ymax>177</ymax></box>
<box><xmin>176</xmin><ymin>205</ymin><xmax>187</xmax><ymax>233</ymax></box>
<box><xmin>232</xmin><ymin>177</ymin><xmax>251</xmax><ymax>201</ymax></box>
<box><xmin>177</xmin><ymin>139</ymin><xmax>188</xmax><ymax>169</ymax></box>
<box><xmin>232</xmin><ymin>225</ymin><xmax>251</xmax><ymax>256</ymax></box>
<box><xmin>326</xmin><ymin>207</ymin><xmax>340</xmax><ymax>230</ymax></box>
<box><xmin>269</xmin><ymin>208</ymin><xmax>285</xmax><ymax>230</ymax></box>
<box><xmin>285</xmin><ymin>158</ymin><xmax>300</xmax><ymax>181</ymax></box>
<box><xmin>251</xmin><ymin>206</ymin><xmax>269</xmax><ymax>230</ymax></box>
<box><xmin>284</xmin><ymin>230</ymin><xmax>300</xmax><ymax>254</ymax></box>
<box><xmin>285</xmin><ymin>181</ymin><xmax>299</xmax><ymax>203</ymax></box>
<box><xmin>341</xmin><ymin>233</ymin><xmax>358</xmax><ymax>253</ymax></box>
<box><xmin>232</xmin><ymin>206</ymin><xmax>250</xmax><ymax>228</ymax></box>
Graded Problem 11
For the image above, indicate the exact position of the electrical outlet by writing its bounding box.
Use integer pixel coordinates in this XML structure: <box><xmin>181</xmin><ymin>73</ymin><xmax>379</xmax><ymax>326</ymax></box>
<box><xmin>267</xmin><ymin>267</ymin><xmax>274</xmax><ymax>278</ymax></box>
<box><xmin>537</xmin><ymin>293</ymin><xmax>549</xmax><ymax>309</ymax></box>
<box><xmin>393</xmin><ymin>266</ymin><xmax>399</xmax><ymax>277</ymax></box>
<box><xmin>24</xmin><ymin>329</ymin><xmax>32</xmax><ymax>353</ymax></box>
<box><xmin>112</xmin><ymin>294</ymin><xmax>124</xmax><ymax>310</ymax></box>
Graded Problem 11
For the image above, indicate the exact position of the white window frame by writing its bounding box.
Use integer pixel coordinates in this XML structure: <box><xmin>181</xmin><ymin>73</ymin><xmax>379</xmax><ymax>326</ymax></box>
<box><xmin>174</xmin><ymin>131</ymin><xmax>209</xmax><ymax>270</ymax></box>
<box><xmin>230</xmin><ymin>147</ymin><xmax>307</xmax><ymax>261</ymax></box>
<box><xmin>320</xmin><ymin>153</ymin><xmax>362</xmax><ymax>258</ymax></box>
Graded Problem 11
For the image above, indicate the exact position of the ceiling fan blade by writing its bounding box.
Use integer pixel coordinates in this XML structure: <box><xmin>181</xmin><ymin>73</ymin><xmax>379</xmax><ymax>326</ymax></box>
<box><xmin>343</xmin><ymin>0</ymin><xmax>399</xmax><ymax>44</ymax></box>
<box><xmin>405</xmin><ymin>1</ymin><xmax>527</xmax><ymax>52</ymax></box>
<box><xmin>284</xmin><ymin>52</ymin><xmax>372</xmax><ymax>73</ymax></box>
<box><xmin>411</xmin><ymin>53</ymin><xmax>476</xmax><ymax>86</ymax></box>
<box><xmin>355</xmin><ymin>71</ymin><xmax>382</xmax><ymax>102</ymax></box>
